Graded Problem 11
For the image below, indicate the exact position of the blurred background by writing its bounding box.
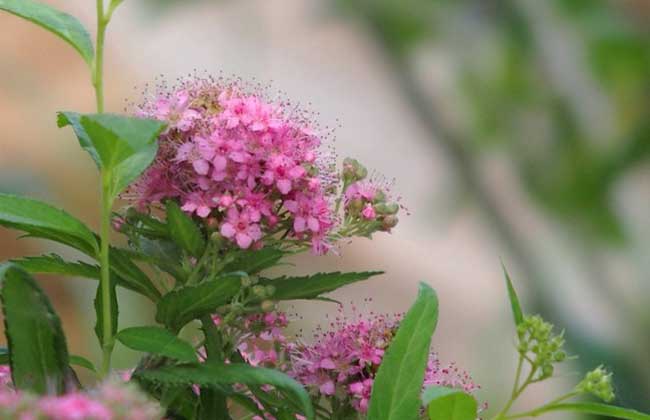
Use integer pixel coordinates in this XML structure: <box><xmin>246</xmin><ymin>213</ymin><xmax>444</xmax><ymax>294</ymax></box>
<box><xmin>0</xmin><ymin>0</ymin><xmax>649</xmax><ymax>417</ymax></box>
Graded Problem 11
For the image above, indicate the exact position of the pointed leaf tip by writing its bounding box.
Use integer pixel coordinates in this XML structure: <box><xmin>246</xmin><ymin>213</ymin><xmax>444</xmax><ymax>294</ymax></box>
<box><xmin>501</xmin><ymin>263</ymin><xmax>524</xmax><ymax>327</ymax></box>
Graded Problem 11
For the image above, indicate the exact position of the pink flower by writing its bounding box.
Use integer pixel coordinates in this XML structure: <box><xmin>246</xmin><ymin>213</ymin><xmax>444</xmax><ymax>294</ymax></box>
<box><xmin>220</xmin><ymin>207</ymin><xmax>263</xmax><ymax>249</ymax></box>
<box><xmin>361</xmin><ymin>204</ymin><xmax>376</xmax><ymax>220</ymax></box>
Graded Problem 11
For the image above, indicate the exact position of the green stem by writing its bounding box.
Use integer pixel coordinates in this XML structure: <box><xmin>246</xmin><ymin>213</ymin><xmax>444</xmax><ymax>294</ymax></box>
<box><xmin>99</xmin><ymin>172</ymin><xmax>114</xmax><ymax>377</ymax></box>
<box><xmin>93</xmin><ymin>0</ymin><xmax>107</xmax><ymax>113</ymax></box>
<box><xmin>504</xmin><ymin>392</ymin><xmax>580</xmax><ymax>419</ymax></box>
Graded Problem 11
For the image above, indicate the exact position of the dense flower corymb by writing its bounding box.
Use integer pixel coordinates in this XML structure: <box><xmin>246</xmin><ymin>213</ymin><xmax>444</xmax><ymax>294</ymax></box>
<box><xmin>288</xmin><ymin>305</ymin><xmax>480</xmax><ymax>414</ymax></box>
<box><xmin>127</xmin><ymin>77</ymin><xmax>400</xmax><ymax>254</ymax></box>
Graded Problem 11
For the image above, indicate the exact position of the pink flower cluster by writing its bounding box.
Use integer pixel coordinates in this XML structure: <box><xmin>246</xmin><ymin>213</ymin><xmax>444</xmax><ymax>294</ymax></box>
<box><xmin>131</xmin><ymin>78</ymin><xmax>338</xmax><ymax>253</ymax></box>
<box><xmin>0</xmin><ymin>377</ymin><xmax>163</xmax><ymax>420</ymax></box>
<box><xmin>287</xmin><ymin>305</ymin><xmax>479</xmax><ymax>413</ymax></box>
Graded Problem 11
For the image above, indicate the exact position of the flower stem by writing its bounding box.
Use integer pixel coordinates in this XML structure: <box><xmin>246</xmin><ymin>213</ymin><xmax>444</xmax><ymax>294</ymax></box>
<box><xmin>93</xmin><ymin>0</ymin><xmax>114</xmax><ymax>378</ymax></box>
<box><xmin>93</xmin><ymin>0</ymin><xmax>106</xmax><ymax>113</ymax></box>
<box><xmin>99</xmin><ymin>173</ymin><xmax>114</xmax><ymax>377</ymax></box>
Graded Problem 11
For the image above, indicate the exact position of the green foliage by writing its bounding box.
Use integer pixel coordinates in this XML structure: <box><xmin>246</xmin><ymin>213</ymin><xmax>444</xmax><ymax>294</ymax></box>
<box><xmin>0</xmin><ymin>193</ymin><xmax>98</xmax><ymax>256</ymax></box>
<box><xmin>136</xmin><ymin>363</ymin><xmax>314</xmax><ymax>420</ymax></box>
<box><xmin>94</xmin><ymin>274</ymin><xmax>118</xmax><ymax>353</ymax></box>
<box><xmin>262</xmin><ymin>271</ymin><xmax>383</xmax><ymax>301</ymax></box>
<box><xmin>577</xmin><ymin>366</ymin><xmax>615</xmax><ymax>402</ymax></box>
<box><xmin>423</xmin><ymin>386</ymin><xmax>477</xmax><ymax>420</ymax></box>
<box><xmin>116</xmin><ymin>326</ymin><xmax>197</xmax><ymax>363</ymax></box>
<box><xmin>13</xmin><ymin>254</ymin><xmax>100</xmax><ymax>279</ymax></box>
<box><xmin>109</xmin><ymin>247</ymin><xmax>161</xmax><ymax>301</ymax></box>
<box><xmin>367</xmin><ymin>282</ymin><xmax>439</xmax><ymax>420</ymax></box>
<box><xmin>155</xmin><ymin>274</ymin><xmax>242</xmax><ymax>331</ymax></box>
<box><xmin>538</xmin><ymin>403</ymin><xmax>650</xmax><ymax>420</ymax></box>
<box><xmin>223</xmin><ymin>247</ymin><xmax>285</xmax><ymax>275</ymax></box>
<box><xmin>0</xmin><ymin>0</ymin><xmax>94</xmax><ymax>66</ymax></box>
<box><xmin>502</xmin><ymin>263</ymin><xmax>524</xmax><ymax>326</ymax></box>
<box><xmin>0</xmin><ymin>264</ymin><xmax>71</xmax><ymax>394</ymax></box>
<box><xmin>57</xmin><ymin>112</ymin><xmax>166</xmax><ymax>200</ymax></box>
<box><xmin>165</xmin><ymin>200</ymin><xmax>206</xmax><ymax>258</ymax></box>
<box><xmin>68</xmin><ymin>355</ymin><xmax>96</xmax><ymax>373</ymax></box>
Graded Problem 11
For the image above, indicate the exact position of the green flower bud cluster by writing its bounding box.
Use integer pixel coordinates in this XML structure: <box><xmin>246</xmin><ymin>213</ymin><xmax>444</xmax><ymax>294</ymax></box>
<box><xmin>342</xmin><ymin>157</ymin><xmax>368</xmax><ymax>184</ymax></box>
<box><xmin>576</xmin><ymin>366</ymin><xmax>615</xmax><ymax>402</ymax></box>
<box><xmin>517</xmin><ymin>315</ymin><xmax>567</xmax><ymax>381</ymax></box>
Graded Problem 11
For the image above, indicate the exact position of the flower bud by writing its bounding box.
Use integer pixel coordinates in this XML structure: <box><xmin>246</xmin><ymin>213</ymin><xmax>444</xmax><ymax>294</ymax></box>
<box><xmin>205</xmin><ymin>217</ymin><xmax>220</xmax><ymax>231</ymax></box>
<box><xmin>252</xmin><ymin>285</ymin><xmax>267</xmax><ymax>298</ymax></box>
<box><xmin>347</xmin><ymin>198</ymin><xmax>364</xmax><ymax>215</ymax></box>
<box><xmin>342</xmin><ymin>158</ymin><xmax>368</xmax><ymax>183</ymax></box>
<box><xmin>210</xmin><ymin>232</ymin><xmax>225</xmax><ymax>246</ymax></box>
<box><xmin>372</xmin><ymin>189</ymin><xmax>386</xmax><ymax>204</ymax></box>
<box><xmin>126</xmin><ymin>207</ymin><xmax>139</xmax><ymax>221</ymax></box>
<box><xmin>374</xmin><ymin>202</ymin><xmax>399</xmax><ymax>215</ymax></box>
<box><xmin>240</xmin><ymin>275</ymin><xmax>252</xmax><ymax>288</ymax></box>
<box><xmin>381</xmin><ymin>215</ymin><xmax>399</xmax><ymax>231</ymax></box>
<box><xmin>261</xmin><ymin>300</ymin><xmax>276</xmax><ymax>312</ymax></box>
<box><xmin>265</xmin><ymin>285</ymin><xmax>276</xmax><ymax>297</ymax></box>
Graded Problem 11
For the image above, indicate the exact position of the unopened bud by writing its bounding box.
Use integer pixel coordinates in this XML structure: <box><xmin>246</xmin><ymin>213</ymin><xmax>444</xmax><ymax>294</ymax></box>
<box><xmin>265</xmin><ymin>285</ymin><xmax>276</xmax><ymax>297</ymax></box>
<box><xmin>374</xmin><ymin>202</ymin><xmax>399</xmax><ymax>215</ymax></box>
<box><xmin>252</xmin><ymin>285</ymin><xmax>267</xmax><ymax>298</ymax></box>
<box><xmin>261</xmin><ymin>300</ymin><xmax>276</xmax><ymax>312</ymax></box>
<box><xmin>381</xmin><ymin>215</ymin><xmax>399</xmax><ymax>231</ymax></box>
<box><xmin>210</xmin><ymin>232</ymin><xmax>224</xmax><ymax>246</ymax></box>
<box><xmin>205</xmin><ymin>217</ymin><xmax>220</xmax><ymax>231</ymax></box>
<box><xmin>240</xmin><ymin>275</ymin><xmax>252</xmax><ymax>288</ymax></box>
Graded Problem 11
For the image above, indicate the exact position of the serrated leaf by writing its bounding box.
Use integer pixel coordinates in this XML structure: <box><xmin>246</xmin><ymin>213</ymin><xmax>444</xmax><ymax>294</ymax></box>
<box><xmin>165</xmin><ymin>200</ymin><xmax>205</xmax><ymax>257</ymax></box>
<box><xmin>502</xmin><ymin>263</ymin><xmax>524</xmax><ymax>327</ymax></box>
<box><xmin>223</xmin><ymin>248</ymin><xmax>285</xmax><ymax>275</ymax></box>
<box><xmin>57</xmin><ymin>112</ymin><xmax>166</xmax><ymax>199</ymax></box>
<box><xmin>368</xmin><ymin>282</ymin><xmax>439</xmax><ymax>420</ymax></box>
<box><xmin>155</xmin><ymin>274</ymin><xmax>242</xmax><ymax>331</ymax></box>
<box><xmin>136</xmin><ymin>363</ymin><xmax>314</xmax><ymax>420</ymax></box>
<box><xmin>109</xmin><ymin>247</ymin><xmax>161</xmax><ymax>301</ymax></box>
<box><xmin>116</xmin><ymin>326</ymin><xmax>197</xmax><ymax>363</ymax></box>
<box><xmin>0</xmin><ymin>0</ymin><xmax>94</xmax><ymax>66</ymax></box>
<box><xmin>0</xmin><ymin>193</ymin><xmax>98</xmax><ymax>256</ymax></box>
<box><xmin>423</xmin><ymin>386</ymin><xmax>477</xmax><ymax>420</ymax></box>
<box><xmin>94</xmin><ymin>274</ymin><xmax>118</xmax><ymax>349</ymax></box>
<box><xmin>0</xmin><ymin>264</ymin><xmax>71</xmax><ymax>394</ymax></box>
<box><xmin>540</xmin><ymin>403</ymin><xmax>650</xmax><ymax>420</ymax></box>
<box><xmin>261</xmin><ymin>271</ymin><xmax>383</xmax><ymax>301</ymax></box>
<box><xmin>12</xmin><ymin>254</ymin><xmax>100</xmax><ymax>279</ymax></box>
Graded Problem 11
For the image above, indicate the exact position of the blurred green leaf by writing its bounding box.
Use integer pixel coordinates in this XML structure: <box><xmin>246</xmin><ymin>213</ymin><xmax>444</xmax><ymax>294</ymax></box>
<box><xmin>165</xmin><ymin>200</ymin><xmax>205</xmax><ymax>258</ymax></box>
<box><xmin>368</xmin><ymin>282</ymin><xmax>439</xmax><ymax>420</ymax></box>
<box><xmin>0</xmin><ymin>264</ymin><xmax>71</xmax><ymax>394</ymax></box>
<box><xmin>423</xmin><ymin>386</ymin><xmax>477</xmax><ymax>420</ymax></box>
<box><xmin>0</xmin><ymin>0</ymin><xmax>94</xmax><ymax>66</ymax></box>
<box><xmin>116</xmin><ymin>326</ymin><xmax>197</xmax><ymax>363</ymax></box>
<box><xmin>502</xmin><ymin>263</ymin><xmax>524</xmax><ymax>326</ymax></box>
<box><xmin>155</xmin><ymin>274</ymin><xmax>241</xmax><ymax>331</ymax></box>
<box><xmin>223</xmin><ymin>247</ymin><xmax>285</xmax><ymax>275</ymax></box>
<box><xmin>13</xmin><ymin>254</ymin><xmax>99</xmax><ymax>279</ymax></box>
<box><xmin>69</xmin><ymin>355</ymin><xmax>96</xmax><ymax>373</ymax></box>
<box><xmin>0</xmin><ymin>193</ymin><xmax>98</xmax><ymax>256</ymax></box>
<box><xmin>261</xmin><ymin>271</ymin><xmax>383</xmax><ymax>301</ymax></box>
<box><xmin>136</xmin><ymin>363</ymin><xmax>314</xmax><ymax>420</ymax></box>
<box><xmin>539</xmin><ymin>402</ymin><xmax>650</xmax><ymax>420</ymax></box>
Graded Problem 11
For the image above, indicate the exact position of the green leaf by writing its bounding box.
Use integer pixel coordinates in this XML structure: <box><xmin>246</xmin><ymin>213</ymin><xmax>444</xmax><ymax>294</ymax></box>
<box><xmin>109</xmin><ymin>247</ymin><xmax>161</xmax><ymax>301</ymax></box>
<box><xmin>0</xmin><ymin>193</ymin><xmax>98</xmax><ymax>256</ymax></box>
<box><xmin>12</xmin><ymin>254</ymin><xmax>100</xmax><ymax>279</ymax></box>
<box><xmin>261</xmin><ymin>271</ymin><xmax>383</xmax><ymax>301</ymax></box>
<box><xmin>501</xmin><ymin>263</ymin><xmax>524</xmax><ymax>326</ymax></box>
<box><xmin>540</xmin><ymin>403</ymin><xmax>650</xmax><ymax>420</ymax></box>
<box><xmin>116</xmin><ymin>326</ymin><xmax>197</xmax><ymax>363</ymax></box>
<box><xmin>136</xmin><ymin>363</ymin><xmax>314</xmax><ymax>420</ymax></box>
<box><xmin>155</xmin><ymin>274</ymin><xmax>242</xmax><ymax>331</ymax></box>
<box><xmin>0</xmin><ymin>347</ymin><xmax>8</xmax><ymax>364</ymax></box>
<box><xmin>367</xmin><ymin>282</ymin><xmax>439</xmax><ymax>420</ymax></box>
<box><xmin>94</xmin><ymin>274</ymin><xmax>118</xmax><ymax>349</ymax></box>
<box><xmin>69</xmin><ymin>355</ymin><xmax>96</xmax><ymax>373</ymax></box>
<box><xmin>223</xmin><ymin>248</ymin><xmax>285</xmax><ymax>275</ymax></box>
<box><xmin>423</xmin><ymin>386</ymin><xmax>477</xmax><ymax>420</ymax></box>
<box><xmin>165</xmin><ymin>200</ymin><xmax>206</xmax><ymax>257</ymax></box>
<box><xmin>0</xmin><ymin>264</ymin><xmax>71</xmax><ymax>394</ymax></box>
<box><xmin>57</xmin><ymin>112</ymin><xmax>166</xmax><ymax>199</ymax></box>
<box><xmin>0</xmin><ymin>0</ymin><xmax>94</xmax><ymax>66</ymax></box>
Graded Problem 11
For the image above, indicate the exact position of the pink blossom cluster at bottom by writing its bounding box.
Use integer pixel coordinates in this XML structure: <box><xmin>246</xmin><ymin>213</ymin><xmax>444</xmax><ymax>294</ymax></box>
<box><xmin>0</xmin><ymin>372</ymin><xmax>163</xmax><ymax>420</ymax></box>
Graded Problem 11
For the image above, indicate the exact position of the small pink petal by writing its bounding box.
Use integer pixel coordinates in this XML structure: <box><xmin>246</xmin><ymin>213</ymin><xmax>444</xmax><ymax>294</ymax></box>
<box><xmin>277</xmin><ymin>179</ymin><xmax>292</xmax><ymax>194</ymax></box>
